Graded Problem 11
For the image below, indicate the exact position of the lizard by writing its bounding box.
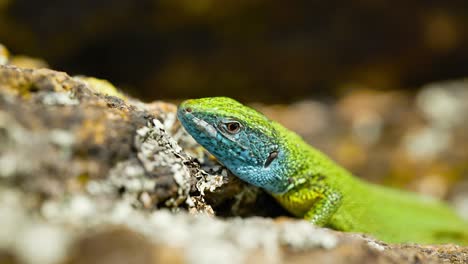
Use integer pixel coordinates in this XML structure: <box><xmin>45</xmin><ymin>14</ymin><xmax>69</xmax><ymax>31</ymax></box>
<box><xmin>177</xmin><ymin>97</ymin><xmax>468</xmax><ymax>245</ymax></box>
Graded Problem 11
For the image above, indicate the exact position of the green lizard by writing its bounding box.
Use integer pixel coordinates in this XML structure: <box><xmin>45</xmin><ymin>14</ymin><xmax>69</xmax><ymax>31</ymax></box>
<box><xmin>177</xmin><ymin>97</ymin><xmax>468</xmax><ymax>245</ymax></box>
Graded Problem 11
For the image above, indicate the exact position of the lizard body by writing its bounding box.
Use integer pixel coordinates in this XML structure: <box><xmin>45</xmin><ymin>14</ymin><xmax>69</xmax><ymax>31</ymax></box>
<box><xmin>177</xmin><ymin>97</ymin><xmax>468</xmax><ymax>244</ymax></box>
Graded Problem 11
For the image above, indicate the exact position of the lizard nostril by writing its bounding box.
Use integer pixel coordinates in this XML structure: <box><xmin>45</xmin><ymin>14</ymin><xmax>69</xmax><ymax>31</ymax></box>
<box><xmin>185</xmin><ymin>107</ymin><xmax>192</xmax><ymax>113</ymax></box>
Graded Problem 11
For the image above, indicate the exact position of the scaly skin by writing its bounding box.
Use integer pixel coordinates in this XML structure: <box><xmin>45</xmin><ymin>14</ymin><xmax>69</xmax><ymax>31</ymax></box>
<box><xmin>177</xmin><ymin>97</ymin><xmax>468</xmax><ymax>245</ymax></box>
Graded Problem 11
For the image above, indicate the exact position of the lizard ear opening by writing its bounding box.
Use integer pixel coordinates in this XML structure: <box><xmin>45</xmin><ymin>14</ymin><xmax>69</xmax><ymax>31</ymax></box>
<box><xmin>264</xmin><ymin>150</ymin><xmax>279</xmax><ymax>168</ymax></box>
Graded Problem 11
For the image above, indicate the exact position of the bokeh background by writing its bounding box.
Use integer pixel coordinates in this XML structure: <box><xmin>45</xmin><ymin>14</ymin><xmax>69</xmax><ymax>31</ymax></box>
<box><xmin>1</xmin><ymin>0</ymin><xmax>468</xmax><ymax>102</ymax></box>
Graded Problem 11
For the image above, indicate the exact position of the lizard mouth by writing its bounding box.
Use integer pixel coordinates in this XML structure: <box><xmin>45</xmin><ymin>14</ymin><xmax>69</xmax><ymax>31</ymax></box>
<box><xmin>177</xmin><ymin>105</ymin><xmax>218</xmax><ymax>138</ymax></box>
<box><xmin>190</xmin><ymin>115</ymin><xmax>218</xmax><ymax>138</ymax></box>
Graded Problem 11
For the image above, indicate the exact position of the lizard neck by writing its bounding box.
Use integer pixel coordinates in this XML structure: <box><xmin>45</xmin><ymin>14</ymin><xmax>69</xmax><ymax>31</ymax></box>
<box><xmin>253</xmin><ymin>123</ymin><xmax>320</xmax><ymax>194</ymax></box>
<box><xmin>220</xmin><ymin>123</ymin><xmax>312</xmax><ymax>194</ymax></box>
<box><xmin>270</xmin><ymin>123</ymin><xmax>357</xmax><ymax>194</ymax></box>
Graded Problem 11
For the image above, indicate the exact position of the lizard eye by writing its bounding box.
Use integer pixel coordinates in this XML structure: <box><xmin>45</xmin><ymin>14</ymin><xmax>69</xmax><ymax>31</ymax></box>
<box><xmin>224</xmin><ymin>121</ymin><xmax>242</xmax><ymax>134</ymax></box>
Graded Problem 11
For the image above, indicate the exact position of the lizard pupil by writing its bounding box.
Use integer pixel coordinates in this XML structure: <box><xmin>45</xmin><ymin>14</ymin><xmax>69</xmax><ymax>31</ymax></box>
<box><xmin>226</xmin><ymin>122</ymin><xmax>241</xmax><ymax>133</ymax></box>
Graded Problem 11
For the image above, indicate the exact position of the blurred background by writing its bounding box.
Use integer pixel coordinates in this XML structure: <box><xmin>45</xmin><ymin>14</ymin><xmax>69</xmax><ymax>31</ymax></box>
<box><xmin>1</xmin><ymin>0</ymin><xmax>468</xmax><ymax>102</ymax></box>
<box><xmin>0</xmin><ymin>0</ymin><xmax>467</xmax><ymax>209</ymax></box>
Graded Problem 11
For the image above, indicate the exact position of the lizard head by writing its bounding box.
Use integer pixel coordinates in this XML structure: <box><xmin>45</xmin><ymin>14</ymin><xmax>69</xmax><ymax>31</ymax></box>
<box><xmin>177</xmin><ymin>97</ymin><xmax>289</xmax><ymax>193</ymax></box>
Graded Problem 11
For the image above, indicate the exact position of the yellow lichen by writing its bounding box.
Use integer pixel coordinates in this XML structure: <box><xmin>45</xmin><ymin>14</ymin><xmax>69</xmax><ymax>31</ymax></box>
<box><xmin>0</xmin><ymin>43</ymin><xmax>9</xmax><ymax>65</ymax></box>
<box><xmin>10</xmin><ymin>55</ymin><xmax>48</xmax><ymax>69</ymax></box>
<box><xmin>76</xmin><ymin>76</ymin><xmax>126</xmax><ymax>100</ymax></box>
<box><xmin>79</xmin><ymin>119</ymin><xmax>107</xmax><ymax>145</ymax></box>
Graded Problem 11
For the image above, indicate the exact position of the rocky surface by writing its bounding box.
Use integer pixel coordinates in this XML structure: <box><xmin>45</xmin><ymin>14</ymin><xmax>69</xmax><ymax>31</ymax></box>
<box><xmin>0</xmin><ymin>46</ymin><xmax>467</xmax><ymax>264</ymax></box>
